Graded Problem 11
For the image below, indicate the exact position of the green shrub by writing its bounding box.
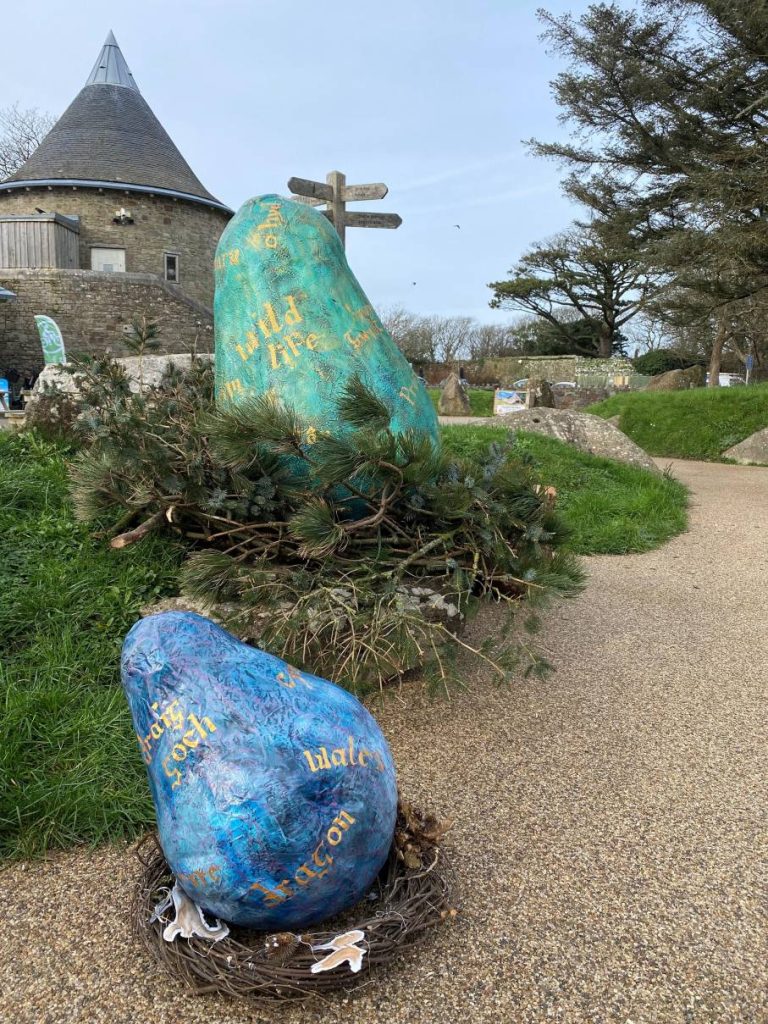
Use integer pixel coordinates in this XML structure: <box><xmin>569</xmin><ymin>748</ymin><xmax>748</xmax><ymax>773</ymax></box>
<box><xmin>632</xmin><ymin>351</ymin><xmax>698</xmax><ymax>376</ymax></box>
<box><xmin>69</xmin><ymin>359</ymin><xmax>583</xmax><ymax>695</ymax></box>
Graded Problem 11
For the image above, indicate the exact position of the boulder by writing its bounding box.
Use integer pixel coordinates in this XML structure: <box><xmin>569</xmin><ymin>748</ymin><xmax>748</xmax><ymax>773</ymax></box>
<box><xmin>527</xmin><ymin>378</ymin><xmax>555</xmax><ymax>408</ymax></box>
<box><xmin>723</xmin><ymin>427</ymin><xmax>768</xmax><ymax>465</ymax></box>
<box><xmin>645</xmin><ymin>366</ymin><xmax>705</xmax><ymax>391</ymax></box>
<box><xmin>507</xmin><ymin>407</ymin><xmax>659</xmax><ymax>473</ymax></box>
<box><xmin>438</xmin><ymin>373</ymin><xmax>472</xmax><ymax>416</ymax></box>
<box><xmin>554</xmin><ymin>386</ymin><xmax>610</xmax><ymax>411</ymax></box>
<box><xmin>23</xmin><ymin>355</ymin><xmax>212</xmax><ymax>439</ymax></box>
<box><xmin>27</xmin><ymin>354</ymin><xmax>211</xmax><ymax>407</ymax></box>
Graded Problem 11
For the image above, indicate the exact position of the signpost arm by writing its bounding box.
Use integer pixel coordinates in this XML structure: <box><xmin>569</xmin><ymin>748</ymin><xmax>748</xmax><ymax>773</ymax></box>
<box><xmin>327</xmin><ymin>170</ymin><xmax>346</xmax><ymax>247</ymax></box>
<box><xmin>287</xmin><ymin>171</ymin><xmax>400</xmax><ymax>247</ymax></box>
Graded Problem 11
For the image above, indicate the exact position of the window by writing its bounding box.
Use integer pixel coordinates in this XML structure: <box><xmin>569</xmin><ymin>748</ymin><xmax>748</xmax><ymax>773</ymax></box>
<box><xmin>164</xmin><ymin>253</ymin><xmax>179</xmax><ymax>283</ymax></box>
<box><xmin>90</xmin><ymin>247</ymin><xmax>126</xmax><ymax>273</ymax></box>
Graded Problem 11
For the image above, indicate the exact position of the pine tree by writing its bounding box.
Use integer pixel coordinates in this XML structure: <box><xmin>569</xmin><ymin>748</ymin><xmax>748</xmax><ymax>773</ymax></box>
<box><xmin>489</xmin><ymin>222</ymin><xmax>658</xmax><ymax>357</ymax></box>
<box><xmin>532</xmin><ymin>1</ymin><xmax>768</xmax><ymax>381</ymax></box>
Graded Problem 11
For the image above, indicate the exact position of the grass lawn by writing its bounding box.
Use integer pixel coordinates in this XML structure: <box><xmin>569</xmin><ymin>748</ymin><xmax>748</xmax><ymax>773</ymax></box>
<box><xmin>442</xmin><ymin>425</ymin><xmax>688</xmax><ymax>556</ymax></box>
<box><xmin>428</xmin><ymin>386</ymin><xmax>494</xmax><ymax>417</ymax></box>
<box><xmin>588</xmin><ymin>383</ymin><xmax>768</xmax><ymax>461</ymax></box>
<box><xmin>0</xmin><ymin>426</ymin><xmax>686</xmax><ymax>860</ymax></box>
<box><xmin>0</xmin><ymin>433</ymin><xmax>182</xmax><ymax>859</ymax></box>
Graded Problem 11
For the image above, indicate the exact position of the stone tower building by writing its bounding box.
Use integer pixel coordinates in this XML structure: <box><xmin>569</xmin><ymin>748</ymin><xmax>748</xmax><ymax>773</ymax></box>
<box><xmin>0</xmin><ymin>32</ymin><xmax>232</xmax><ymax>373</ymax></box>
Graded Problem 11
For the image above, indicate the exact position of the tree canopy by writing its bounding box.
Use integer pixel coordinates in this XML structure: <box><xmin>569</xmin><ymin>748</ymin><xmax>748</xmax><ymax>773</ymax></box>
<box><xmin>489</xmin><ymin>223</ymin><xmax>656</xmax><ymax>357</ymax></box>
<box><xmin>513</xmin><ymin>0</ymin><xmax>768</xmax><ymax>381</ymax></box>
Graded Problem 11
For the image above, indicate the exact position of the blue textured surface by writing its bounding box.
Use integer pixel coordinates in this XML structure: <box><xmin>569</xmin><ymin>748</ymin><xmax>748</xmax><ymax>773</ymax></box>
<box><xmin>213</xmin><ymin>194</ymin><xmax>439</xmax><ymax>447</ymax></box>
<box><xmin>121</xmin><ymin>612</ymin><xmax>398</xmax><ymax>930</ymax></box>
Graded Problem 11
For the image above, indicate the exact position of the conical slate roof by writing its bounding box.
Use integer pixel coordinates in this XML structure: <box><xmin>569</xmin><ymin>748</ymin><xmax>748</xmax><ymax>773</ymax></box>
<box><xmin>3</xmin><ymin>32</ymin><xmax>229</xmax><ymax>212</ymax></box>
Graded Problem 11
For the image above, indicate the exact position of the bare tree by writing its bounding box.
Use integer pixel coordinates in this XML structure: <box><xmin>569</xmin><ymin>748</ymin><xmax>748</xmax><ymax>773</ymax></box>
<box><xmin>0</xmin><ymin>104</ymin><xmax>56</xmax><ymax>180</ymax></box>
<box><xmin>466</xmin><ymin>322</ymin><xmax>520</xmax><ymax>360</ymax></box>
<box><xmin>429</xmin><ymin>315</ymin><xmax>472</xmax><ymax>363</ymax></box>
<box><xmin>383</xmin><ymin>307</ymin><xmax>534</xmax><ymax>365</ymax></box>
<box><xmin>624</xmin><ymin>316</ymin><xmax>671</xmax><ymax>357</ymax></box>
<box><xmin>379</xmin><ymin>306</ymin><xmax>436</xmax><ymax>363</ymax></box>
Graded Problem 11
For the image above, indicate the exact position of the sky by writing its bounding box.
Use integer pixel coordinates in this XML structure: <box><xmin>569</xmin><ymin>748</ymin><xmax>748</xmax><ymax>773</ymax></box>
<box><xmin>2</xmin><ymin>0</ymin><xmax>587</xmax><ymax>324</ymax></box>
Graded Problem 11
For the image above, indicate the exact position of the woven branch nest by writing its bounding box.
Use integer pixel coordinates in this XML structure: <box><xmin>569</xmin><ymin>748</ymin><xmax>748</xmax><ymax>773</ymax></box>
<box><xmin>131</xmin><ymin>799</ymin><xmax>455</xmax><ymax>1004</ymax></box>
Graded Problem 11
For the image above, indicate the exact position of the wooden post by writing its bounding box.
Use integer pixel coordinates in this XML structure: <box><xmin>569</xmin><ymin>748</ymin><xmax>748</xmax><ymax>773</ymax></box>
<box><xmin>327</xmin><ymin>170</ymin><xmax>346</xmax><ymax>247</ymax></box>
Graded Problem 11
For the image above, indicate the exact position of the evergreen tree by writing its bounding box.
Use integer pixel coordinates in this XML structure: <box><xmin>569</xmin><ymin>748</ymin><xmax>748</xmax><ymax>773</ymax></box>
<box><xmin>489</xmin><ymin>223</ymin><xmax>656</xmax><ymax>356</ymax></box>
<box><xmin>532</xmin><ymin>1</ymin><xmax>768</xmax><ymax>382</ymax></box>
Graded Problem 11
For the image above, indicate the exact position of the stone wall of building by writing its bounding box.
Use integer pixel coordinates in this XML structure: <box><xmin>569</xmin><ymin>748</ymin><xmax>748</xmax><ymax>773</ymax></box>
<box><xmin>0</xmin><ymin>187</ymin><xmax>230</xmax><ymax>307</ymax></box>
<box><xmin>0</xmin><ymin>268</ymin><xmax>213</xmax><ymax>373</ymax></box>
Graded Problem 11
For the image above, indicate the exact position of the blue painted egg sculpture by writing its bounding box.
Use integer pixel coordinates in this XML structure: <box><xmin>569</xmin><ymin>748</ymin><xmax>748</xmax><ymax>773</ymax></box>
<box><xmin>121</xmin><ymin>611</ymin><xmax>398</xmax><ymax>929</ymax></box>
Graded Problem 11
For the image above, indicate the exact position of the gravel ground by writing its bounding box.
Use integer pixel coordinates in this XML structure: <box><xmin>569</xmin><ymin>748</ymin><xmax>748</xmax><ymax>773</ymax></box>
<box><xmin>2</xmin><ymin>459</ymin><xmax>767</xmax><ymax>1024</ymax></box>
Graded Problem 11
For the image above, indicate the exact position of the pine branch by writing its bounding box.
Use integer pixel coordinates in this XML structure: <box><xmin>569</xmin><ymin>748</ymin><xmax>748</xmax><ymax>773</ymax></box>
<box><xmin>336</xmin><ymin>374</ymin><xmax>391</xmax><ymax>430</ymax></box>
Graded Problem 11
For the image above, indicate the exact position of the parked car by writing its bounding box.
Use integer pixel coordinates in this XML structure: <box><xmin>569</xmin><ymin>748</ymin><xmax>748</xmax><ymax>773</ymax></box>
<box><xmin>552</xmin><ymin>381</ymin><xmax>577</xmax><ymax>389</ymax></box>
<box><xmin>705</xmin><ymin>373</ymin><xmax>746</xmax><ymax>386</ymax></box>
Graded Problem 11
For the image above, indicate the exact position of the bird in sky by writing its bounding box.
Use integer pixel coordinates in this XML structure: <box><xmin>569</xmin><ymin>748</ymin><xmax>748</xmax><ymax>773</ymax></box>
<box><xmin>454</xmin><ymin>224</ymin><xmax>461</xmax><ymax>229</ymax></box>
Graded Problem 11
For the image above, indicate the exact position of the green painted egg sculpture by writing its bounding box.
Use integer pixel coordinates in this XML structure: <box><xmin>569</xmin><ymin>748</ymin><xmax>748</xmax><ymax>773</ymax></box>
<box><xmin>213</xmin><ymin>194</ymin><xmax>439</xmax><ymax>446</ymax></box>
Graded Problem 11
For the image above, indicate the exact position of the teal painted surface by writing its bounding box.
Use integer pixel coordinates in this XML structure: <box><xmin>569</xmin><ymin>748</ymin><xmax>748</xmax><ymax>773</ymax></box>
<box><xmin>214</xmin><ymin>195</ymin><xmax>438</xmax><ymax>446</ymax></box>
<box><xmin>34</xmin><ymin>315</ymin><xmax>67</xmax><ymax>365</ymax></box>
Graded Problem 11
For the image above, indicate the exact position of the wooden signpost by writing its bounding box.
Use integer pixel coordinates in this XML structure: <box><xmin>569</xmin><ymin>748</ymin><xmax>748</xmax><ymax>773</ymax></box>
<box><xmin>287</xmin><ymin>171</ymin><xmax>401</xmax><ymax>247</ymax></box>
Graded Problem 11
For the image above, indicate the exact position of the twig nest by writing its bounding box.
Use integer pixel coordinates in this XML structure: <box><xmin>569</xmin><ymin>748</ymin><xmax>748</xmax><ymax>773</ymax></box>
<box><xmin>132</xmin><ymin>801</ymin><xmax>454</xmax><ymax>1003</ymax></box>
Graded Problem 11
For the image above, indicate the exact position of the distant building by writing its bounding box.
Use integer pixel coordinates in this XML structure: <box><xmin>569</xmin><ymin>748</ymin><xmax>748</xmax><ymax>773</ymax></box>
<box><xmin>0</xmin><ymin>32</ymin><xmax>232</xmax><ymax>373</ymax></box>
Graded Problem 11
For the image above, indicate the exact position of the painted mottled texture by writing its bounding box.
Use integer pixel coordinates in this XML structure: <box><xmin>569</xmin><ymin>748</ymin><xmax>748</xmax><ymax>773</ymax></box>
<box><xmin>121</xmin><ymin>612</ymin><xmax>397</xmax><ymax>929</ymax></box>
<box><xmin>213</xmin><ymin>194</ymin><xmax>439</xmax><ymax>445</ymax></box>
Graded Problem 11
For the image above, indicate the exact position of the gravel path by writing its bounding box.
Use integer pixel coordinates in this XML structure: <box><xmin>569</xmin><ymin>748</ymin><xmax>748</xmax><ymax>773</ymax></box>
<box><xmin>3</xmin><ymin>459</ymin><xmax>767</xmax><ymax>1024</ymax></box>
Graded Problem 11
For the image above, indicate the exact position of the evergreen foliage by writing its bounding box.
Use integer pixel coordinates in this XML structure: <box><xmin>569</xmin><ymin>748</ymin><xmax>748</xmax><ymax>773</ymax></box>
<box><xmin>68</xmin><ymin>358</ymin><xmax>584</xmax><ymax>693</ymax></box>
<box><xmin>532</xmin><ymin>1</ymin><xmax>768</xmax><ymax>381</ymax></box>
<box><xmin>489</xmin><ymin>225</ymin><xmax>657</xmax><ymax>357</ymax></box>
<box><xmin>632</xmin><ymin>351</ymin><xmax>699</xmax><ymax>376</ymax></box>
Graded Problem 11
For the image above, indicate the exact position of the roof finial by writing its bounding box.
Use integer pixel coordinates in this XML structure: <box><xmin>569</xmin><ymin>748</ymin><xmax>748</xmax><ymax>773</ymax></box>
<box><xmin>85</xmin><ymin>31</ymin><xmax>139</xmax><ymax>91</ymax></box>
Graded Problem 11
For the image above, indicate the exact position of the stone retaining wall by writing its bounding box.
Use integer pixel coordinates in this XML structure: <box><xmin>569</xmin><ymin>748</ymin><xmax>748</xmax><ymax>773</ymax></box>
<box><xmin>422</xmin><ymin>355</ymin><xmax>634</xmax><ymax>387</ymax></box>
<box><xmin>0</xmin><ymin>268</ymin><xmax>213</xmax><ymax>372</ymax></box>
